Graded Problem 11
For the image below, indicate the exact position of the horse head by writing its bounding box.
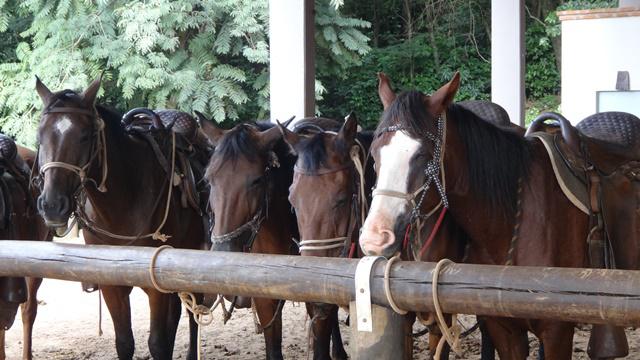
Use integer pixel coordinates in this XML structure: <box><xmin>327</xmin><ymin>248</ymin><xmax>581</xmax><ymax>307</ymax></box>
<box><xmin>201</xmin><ymin>115</ymin><xmax>294</xmax><ymax>252</ymax></box>
<box><xmin>279</xmin><ymin>114</ymin><xmax>367</xmax><ymax>258</ymax></box>
<box><xmin>35</xmin><ymin>76</ymin><xmax>103</xmax><ymax>235</ymax></box>
<box><xmin>360</xmin><ymin>72</ymin><xmax>460</xmax><ymax>258</ymax></box>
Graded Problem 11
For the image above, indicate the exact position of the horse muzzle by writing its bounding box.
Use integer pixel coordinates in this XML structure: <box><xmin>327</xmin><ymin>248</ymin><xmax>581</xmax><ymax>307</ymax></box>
<box><xmin>359</xmin><ymin>228</ymin><xmax>399</xmax><ymax>258</ymax></box>
<box><xmin>37</xmin><ymin>192</ymin><xmax>72</xmax><ymax>230</ymax></box>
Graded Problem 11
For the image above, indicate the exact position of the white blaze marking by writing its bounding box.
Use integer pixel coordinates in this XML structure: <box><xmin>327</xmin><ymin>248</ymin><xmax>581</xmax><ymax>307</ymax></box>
<box><xmin>54</xmin><ymin>116</ymin><xmax>73</xmax><ymax>136</ymax></box>
<box><xmin>363</xmin><ymin>131</ymin><xmax>421</xmax><ymax>230</ymax></box>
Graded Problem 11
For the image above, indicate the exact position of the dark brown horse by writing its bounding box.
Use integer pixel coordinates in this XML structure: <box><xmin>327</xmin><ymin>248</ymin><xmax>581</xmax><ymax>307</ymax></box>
<box><xmin>0</xmin><ymin>137</ymin><xmax>50</xmax><ymax>360</ymax></box>
<box><xmin>200</xmin><ymin>117</ymin><xmax>298</xmax><ymax>360</ymax></box>
<box><xmin>278</xmin><ymin>115</ymin><xmax>372</xmax><ymax>360</ymax></box>
<box><xmin>360</xmin><ymin>72</ymin><xmax>595</xmax><ymax>359</ymax></box>
<box><xmin>34</xmin><ymin>77</ymin><xmax>205</xmax><ymax>359</ymax></box>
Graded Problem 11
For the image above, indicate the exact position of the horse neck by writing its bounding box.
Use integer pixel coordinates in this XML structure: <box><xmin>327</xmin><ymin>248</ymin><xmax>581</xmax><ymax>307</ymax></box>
<box><xmin>84</xmin><ymin>120</ymin><xmax>166</xmax><ymax>224</ymax></box>
<box><xmin>255</xmin><ymin>164</ymin><xmax>297</xmax><ymax>254</ymax></box>
<box><xmin>442</xmin><ymin>118</ymin><xmax>521</xmax><ymax>265</ymax></box>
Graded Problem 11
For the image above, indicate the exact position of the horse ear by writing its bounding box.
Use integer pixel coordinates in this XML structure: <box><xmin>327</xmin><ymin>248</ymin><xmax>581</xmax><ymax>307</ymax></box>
<box><xmin>199</xmin><ymin>114</ymin><xmax>227</xmax><ymax>146</ymax></box>
<box><xmin>427</xmin><ymin>72</ymin><xmax>460</xmax><ymax>115</ymax></box>
<box><xmin>276</xmin><ymin>119</ymin><xmax>301</xmax><ymax>153</ymax></box>
<box><xmin>337</xmin><ymin>112</ymin><xmax>358</xmax><ymax>145</ymax></box>
<box><xmin>35</xmin><ymin>76</ymin><xmax>53</xmax><ymax>105</ymax></box>
<box><xmin>378</xmin><ymin>72</ymin><xmax>396</xmax><ymax>110</ymax></box>
<box><xmin>82</xmin><ymin>75</ymin><xmax>102</xmax><ymax>106</ymax></box>
<box><xmin>258</xmin><ymin>126</ymin><xmax>284</xmax><ymax>150</ymax></box>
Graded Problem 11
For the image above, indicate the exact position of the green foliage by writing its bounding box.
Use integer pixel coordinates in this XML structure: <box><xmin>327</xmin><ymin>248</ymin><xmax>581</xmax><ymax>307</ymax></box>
<box><xmin>0</xmin><ymin>0</ymin><xmax>370</xmax><ymax>146</ymax></box>
<box><xmin>318</xmin><ymin>0</ymin><xmax>491</xmax><ymax>129</ymax></box>
<box><xmin>525</xmin><ymin>23</ymin><xmax>559</xmax><ymax>99</ymax></box>
<box><xmin>525</xmin><ymin>95</ymin><xmax>560</xmax><ymax>125</ymax></box>
<box><xmin>545</xmin><ymin>1</ymin><xmax>618</xmax><ymax>39</ymax></box>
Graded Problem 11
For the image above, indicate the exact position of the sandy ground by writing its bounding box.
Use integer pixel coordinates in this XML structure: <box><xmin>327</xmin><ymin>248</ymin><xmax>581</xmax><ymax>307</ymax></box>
<box><xmin>2</xmin><ymin>237</ymin><xmax>639</xmax><ymax>359</ymax></box>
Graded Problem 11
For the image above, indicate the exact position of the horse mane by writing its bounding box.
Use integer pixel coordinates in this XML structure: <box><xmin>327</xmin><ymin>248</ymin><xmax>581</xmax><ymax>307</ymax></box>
<box><xmin>293</xmin><ymin>117</ymin><xmax>341</xmax><ymax>174</ymax></box>
<box><xmin>215</xmin><ymin>121</ymin><xmax>270</xmax><ymax>165</ymax></box>
<box><xmin>214</xmin><ymin>121</ymin><xmax>296</xmax><ymax>178</ymax></box>
<box><xmin>448</xmin><ymin>103</ymin><xmax>531</xmax><ymax>216</ymax></box>
<box><xmin>376</xmin><ymin>91</ymin><xmax>531</xmax><ymax>216</ymax></box>
<box><xmin>293</xmin><ymin>117</ymin><xmax>373</xmax><ymax>174</ymax></box>
<box><xmin>375</xmin><ymin>91</ymin><xmax>431</xmax><ymax>138</ymax></box>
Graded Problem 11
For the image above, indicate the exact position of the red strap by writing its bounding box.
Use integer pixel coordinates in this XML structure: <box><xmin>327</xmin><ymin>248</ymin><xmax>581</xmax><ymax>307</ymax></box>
<box><xmin>348</xmin><ymin>242</ymin><xmax>356</xmax><ymax>258</ymax></box>
<box><xmin>418</xmin><ymin>207</ymin><xmax>448</xmax><ymax>260</ymax></box>
<box><xmin>402</xmin><ymin>222</ymin><xmax>412</xmax><ymax>251</ymax></box>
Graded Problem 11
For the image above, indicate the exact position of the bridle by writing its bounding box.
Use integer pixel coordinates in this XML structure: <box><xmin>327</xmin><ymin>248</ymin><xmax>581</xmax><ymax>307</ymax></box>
<box><xmin>371</xmin><ymin>113</ymin><xmax>449</xmax><ymax>260</ymax></box>
<box><xmin>209</xmin><ymin>149</ymin><xmax>280</xmax><ymax>252</ymax></box>
<box><xmin>33</xmin><ymin>98</ymin><xmax>109</xmax><ymax>195</ymax></box>
<box><xmin>294</xmin><ymin>132</ymin><xmax>369</xmax><ymax>258</ymax></box>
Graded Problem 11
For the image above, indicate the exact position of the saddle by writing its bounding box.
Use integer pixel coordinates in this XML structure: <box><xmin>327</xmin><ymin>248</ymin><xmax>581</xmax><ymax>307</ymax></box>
<box><xmin>121</xmin><ymin>108</ymin><xmax>212</xmax><ymax>217</ymax></box>
<box><xmin>0</xmin><ymin>134</ymin><xmax>32</xmax><ymax>230</ymax></box>
<box><xmin>459</xmin><ymin>100</ymin><xmax>524</xmax><ymax>134</ymax></box>
<box><xmin>527</xmin><ymin>112</ymin><xmax>640</xmax><ymax>358</ymax></box>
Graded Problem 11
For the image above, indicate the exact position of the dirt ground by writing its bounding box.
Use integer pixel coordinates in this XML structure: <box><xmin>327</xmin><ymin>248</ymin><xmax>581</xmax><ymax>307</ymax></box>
<box><xmin>3</xmin><ymin>237</ymin><xmax>639</xmax><ymax>359</ymax></box>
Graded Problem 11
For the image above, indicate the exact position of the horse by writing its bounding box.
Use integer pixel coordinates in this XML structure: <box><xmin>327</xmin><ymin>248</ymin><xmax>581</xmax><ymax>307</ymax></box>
<box><xmin>359</xmin><ymin>71</ymin><xmax>600</xmax><ymax>359</ymax></box>
<box><xmin>0</xmin><ymin>136</ymin><xmax>50</xmax><ymax>360</ymax></box>
<box><xmin>33</xmin><ymin>77</ymin><xmax>206</xmax><ymax>360</ymax></box>
<box><xmin>199</xmin><ymin>116</ymin><xmax>300</xmax><ymax>360</ymax></box>
<box><xmin>277</xmin><ymin>114</ymin><xmax>372</xmax><ymax>360</ymax></box>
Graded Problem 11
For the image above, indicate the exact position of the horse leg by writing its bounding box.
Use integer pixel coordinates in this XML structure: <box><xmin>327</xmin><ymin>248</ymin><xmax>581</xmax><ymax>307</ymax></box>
<box><xmin>330</xmin><ymin>308</ymin><xmax>348</xmax><ymax>360</ymax></box>
<box><xmin>536</xmin><ymin>322</ymin><xmax>574</xmax><ymax>360</ymax></box>
<box><xmin>20</xmin><ymin>277</ymin><xmax>42</xmax><ymax>360</ymax></box>
<box><xmin>145</xmin><ymin>290</ymin><xmax>180</xmax><ymax>360</ymax></box>
<box><xmin>0</xmin><ymin>329</ymin><xmax>5</xmax><ymax>360</ymax></box>
<box><xmin>101</xmin><ymin>285</ymin><xmax>135</xmax><ymax>360</ymax></box>
<box><xmin>479</xmin><ymin>319</ymin><xmax>496</xmax><ymax>360</ymax></box>
<box><xmin>254</xmin><ymin>298</ymin><xmax>283</xmax><ymax>360</ymax></box>
<box><xmin>306</xmin><ymin>303</ymin><xmax>334</xmax><ymax>360</ymax></box>
<box><xmin>482</xmin><ymin>317</ymin><xmax>528</xmax><ymax>360</ymax></box>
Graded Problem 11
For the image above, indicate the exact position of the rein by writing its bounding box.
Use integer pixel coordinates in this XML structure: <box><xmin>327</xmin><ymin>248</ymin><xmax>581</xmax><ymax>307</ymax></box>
<box><xmin>294</xmin><ymin>134</ymin><xmax>369</xmax><ymax>257</ymax></box>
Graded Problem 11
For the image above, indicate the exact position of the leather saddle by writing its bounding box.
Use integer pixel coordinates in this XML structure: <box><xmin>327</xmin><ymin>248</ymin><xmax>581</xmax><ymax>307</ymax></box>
<box><xmin>0</xmin><ymin>134</ymin><xmax>33</xmax><ymax>230</ymax></box>
<box><xmin>120</xmin><ymin>108</ymin><xmax>213</xmax><ymax>216</ymax></box>
<box><xmin>526</xmin><ymin>111</ymin><xmax>640</xmax><ymax>358</ymax></box>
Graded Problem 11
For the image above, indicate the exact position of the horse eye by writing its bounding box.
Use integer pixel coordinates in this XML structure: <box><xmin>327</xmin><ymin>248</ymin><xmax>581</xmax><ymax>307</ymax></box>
<box><xmin>334</xmin><ymin>197</ymin><xmax>349</xmax><ymax>208</ymax></box>
<box><xmin>250</xmin><ymin>176</ymin><xmax>263</xmax><ymax>187</ymax></box>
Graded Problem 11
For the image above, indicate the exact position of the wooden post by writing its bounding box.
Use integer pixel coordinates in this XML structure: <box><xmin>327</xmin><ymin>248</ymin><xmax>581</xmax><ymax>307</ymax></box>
<box><xmin>349</xmin><ymin>302</ymin><xmax>410</xmax><ymax>359</ymax></box>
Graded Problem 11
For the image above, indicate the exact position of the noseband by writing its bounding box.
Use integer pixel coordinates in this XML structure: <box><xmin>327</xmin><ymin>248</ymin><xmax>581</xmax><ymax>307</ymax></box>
<box><xmin>209</xmin><ymin>151</ymin><xmax>280</xmax><ymax>251</ymax></box>
<box><xmin>295</xmin><ymin>133</ymin><xmax>369</xmax><ymax>258</ymax></box>
<box><xmin>372</xmin><ymin>113</ymin><xmax>448</xmax><ymax>259</ymax></box>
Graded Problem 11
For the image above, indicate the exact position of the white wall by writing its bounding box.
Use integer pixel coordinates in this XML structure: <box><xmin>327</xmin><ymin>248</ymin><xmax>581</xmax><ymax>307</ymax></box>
<box><xmin>561</xmin><ymin>15</ymin><xmax>640</xmax><ymax>123</ymax></box>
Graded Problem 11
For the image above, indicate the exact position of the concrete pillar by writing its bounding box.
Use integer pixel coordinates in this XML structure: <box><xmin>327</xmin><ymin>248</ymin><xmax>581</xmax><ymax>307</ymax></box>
<box><xmin>269</xmin><ymin>0</ymin><xmax>315</xmax><ymax>124</ymax></box>
<box><xmin>491</xmin><ymin>0</ymin><xmax>525</xmax><ymax>126</ymax></box>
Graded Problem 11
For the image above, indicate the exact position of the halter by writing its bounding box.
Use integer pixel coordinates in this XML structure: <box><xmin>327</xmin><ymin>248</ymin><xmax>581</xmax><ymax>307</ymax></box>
<box><xmin>209</xmin><ymin>151</ymin><xmax>280</xmax><ymax>252</ymax></box>
<box><xmin>372</xmin><ymin>113</ymin><xmax>448</xmax><ymax>259</ymax></box>
<box><xmin>294</xmin><ymin>132</ymin><xmax>369</xmax><ymax>258</ymax></box>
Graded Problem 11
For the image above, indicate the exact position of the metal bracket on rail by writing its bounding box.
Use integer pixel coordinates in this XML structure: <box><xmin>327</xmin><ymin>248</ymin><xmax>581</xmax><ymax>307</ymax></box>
<box><xmin>354</xmin><ymin>256</ymin><xmax>384</xmax><ymax>332</ymax></box>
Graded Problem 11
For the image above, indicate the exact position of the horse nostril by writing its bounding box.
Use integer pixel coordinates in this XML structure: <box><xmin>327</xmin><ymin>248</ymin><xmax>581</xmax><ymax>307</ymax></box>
<box><xmin>380</xmin><ymin>229</ymin><xmax>396</xmax><ymax>247</ymax></box>
<box><xmin>36</xmin><ymin>196</ymin><xmax>45</xmax><ymax>213</ymax></box>
<box><xmin>56</xmin><ymin>195</ymin><xmax>70</xmax><ymax>215</ymax></box>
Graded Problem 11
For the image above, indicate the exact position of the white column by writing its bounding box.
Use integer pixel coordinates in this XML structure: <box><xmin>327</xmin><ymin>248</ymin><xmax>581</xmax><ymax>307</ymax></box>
<box><xmin>491</xmin><ymin>0</ymin><xmax>525</xmax><ymax>126</ymax></box>
<box><xmin>269</xmin><ymin>0</ymin><xmax>315</xmax><ymax>124</ymax></box>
